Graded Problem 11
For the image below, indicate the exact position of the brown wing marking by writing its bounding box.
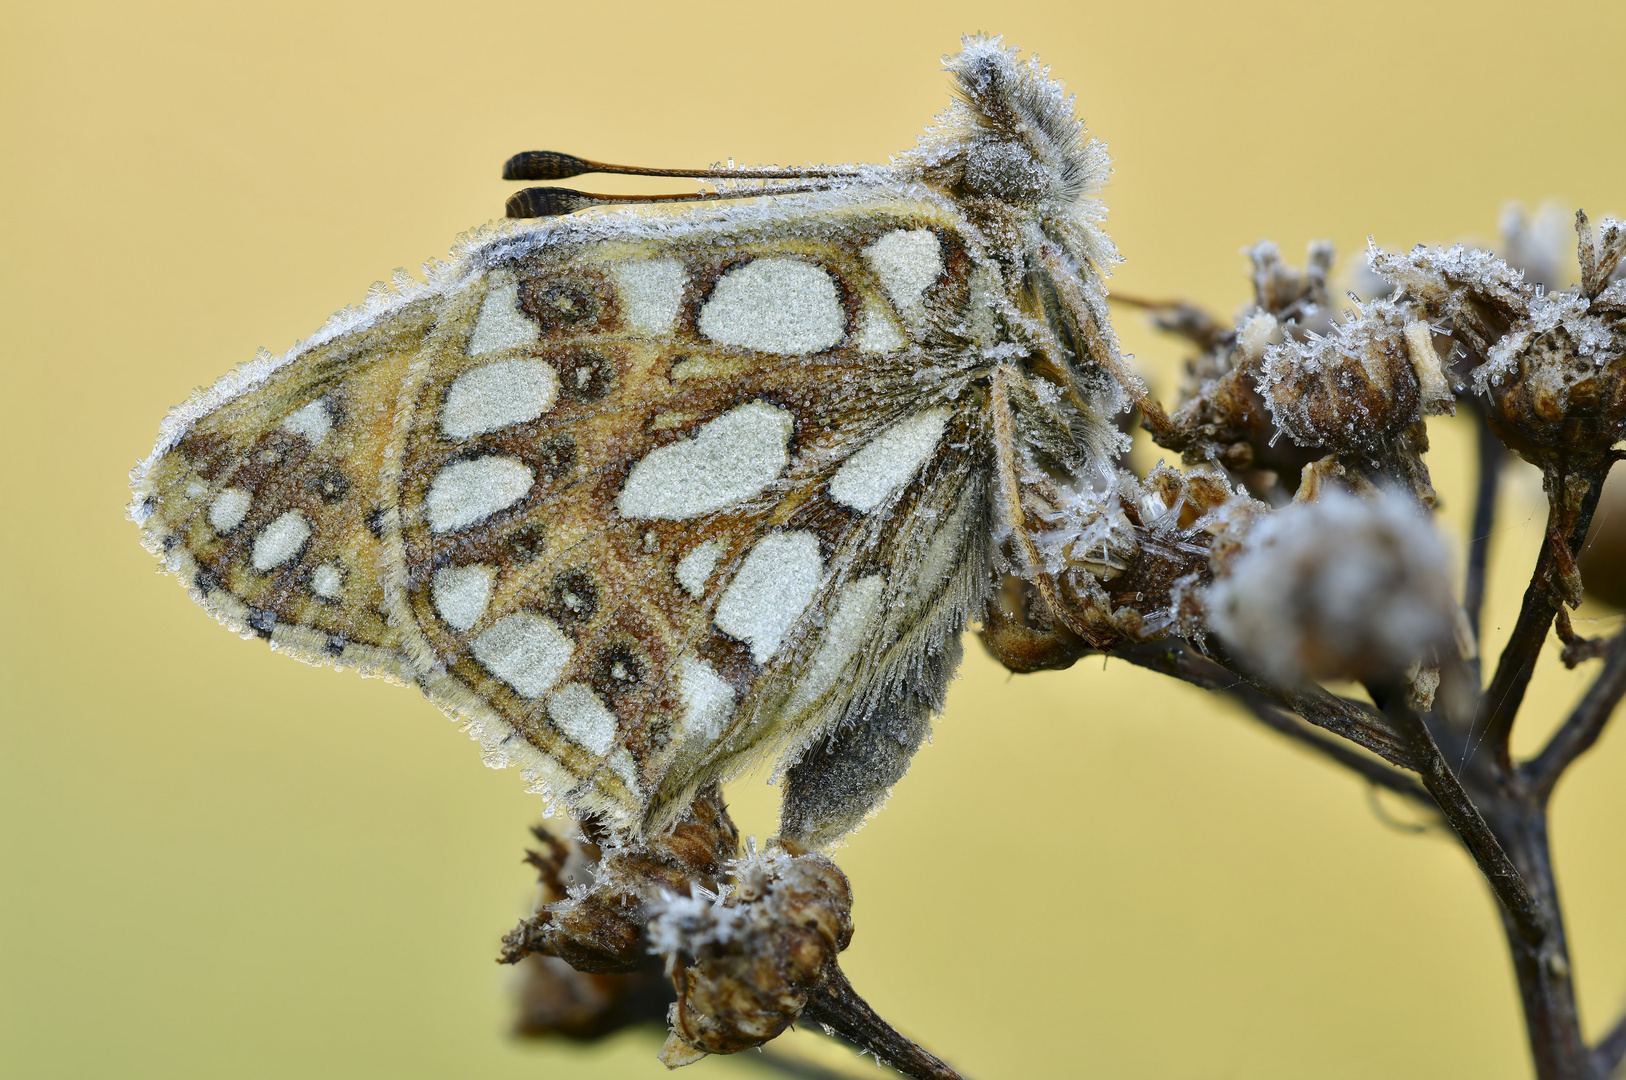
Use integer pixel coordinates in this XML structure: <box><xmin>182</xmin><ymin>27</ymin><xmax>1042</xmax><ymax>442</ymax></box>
<box><xmin>383</xmin><ymin>225</ymin><xmax>969</xmax><ymax>824</ymax></box>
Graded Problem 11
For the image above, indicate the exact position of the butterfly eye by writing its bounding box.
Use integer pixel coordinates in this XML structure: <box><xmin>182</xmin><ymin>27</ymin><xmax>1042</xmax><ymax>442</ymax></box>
<box><xmin>960</xmin><ymin>139</ymin><xmax>1044</xmax><ymax>201</ymax></box>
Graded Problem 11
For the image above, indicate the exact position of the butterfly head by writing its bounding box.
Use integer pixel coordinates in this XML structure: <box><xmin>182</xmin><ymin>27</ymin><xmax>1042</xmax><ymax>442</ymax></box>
<box><xmin>902</xmin><ymin>36</ymin><xmax>1111</xmax><ymax>220</ymax></box>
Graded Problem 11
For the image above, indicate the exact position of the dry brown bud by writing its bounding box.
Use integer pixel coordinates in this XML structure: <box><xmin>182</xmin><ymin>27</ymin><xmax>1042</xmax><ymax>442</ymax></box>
<box><xmin>1479</xmin><ymin>317</ymin><xmax>1626</xmax><ymax>470</ymax></box>
<box><xmin>1474</xmin><ymin>216</ymin><xmax>1626</xmax><ymax>467</ymax></box>
<box><xmin>1374</xmin><ymin>218</ymin><xmax>1626</xmax><ymax>470</ymax></box>
<box><xmin>651</xmin><ymin>849</ymin><xmax>854</xmax><ymax>1066</ymax></box>
<box><xmin>499</xmin><ymin>792</ymin><xmax>945</xmax><ymax>1077</ymax></box>
<box><xmin>1476</xmin><ymin>214</ymin><xmax>1626</xmax><ymax>467</ymax></box>
<box><xmin>1258</xmin><ymin>299</ymin><xmax>1454</xmax><ymax>457</ymax></box>
<box><xmin>500</xmin><ymin>786</ymin><xmax>739</xmax><ymax>973</ymax></box>
<box><xmin>1147</xmin><ymin>241</ymin><xmax>1456</xmax><ymax>509</ymax></box>
<box><xmin>1017</xmin><ymin>466</ymin><xmax>1265</xmax><ymax>649</ymax></box>
<box><xmin>1154</xmin><ymin>242</ymin><xmax>1342</xmax><ymax>486</ymax></box>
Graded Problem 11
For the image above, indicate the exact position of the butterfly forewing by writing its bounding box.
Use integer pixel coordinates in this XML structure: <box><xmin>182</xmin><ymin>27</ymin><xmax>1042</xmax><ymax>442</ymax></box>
<box><xmin>137</xmin><ymin>194</ymin><xmax>992</xmax><ymax>832</ymax></box>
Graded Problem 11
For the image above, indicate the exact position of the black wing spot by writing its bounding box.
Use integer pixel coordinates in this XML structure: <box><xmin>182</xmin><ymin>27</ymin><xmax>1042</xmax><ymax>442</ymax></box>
<box><xmin>518</xmin><ymin>279</ymin><xmax>609</xmax><ymax>335</ymax></box>
<box><xmin>534</xmin><ymin>435</ymin><xmax>576</xmax><ymax>481</ymax></box>
<box><xmin>504</xmin><ymin>524</ymin><xmax>547</xmax><ymax>564</ymax></box>
<box><xmin>547</xmin><ymin>568</ymin><xmax>597</xmax><ymax>626</ymax></box>
<box><xmin>246</xmin><ymin>607</ymin><xmax>277</xmax><ymax>640</ymax></box>
<box><xmin>308</xmin><ymin>468</ymin><xmax>351</xmax><ymax>504</ymax></box>
<box><xmin>559</xmin><ymin>350</ymin><xmax>616</xmax><ymax>402</ymax></box>
<box><xmin>593</xmin><ymin>642</ymin><xmax>646</xmax><ymax>705</ymax></box>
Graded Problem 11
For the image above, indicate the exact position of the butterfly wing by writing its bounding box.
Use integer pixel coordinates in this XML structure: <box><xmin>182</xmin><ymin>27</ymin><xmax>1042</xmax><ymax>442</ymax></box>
<box><xmin>133</xmin><ymin>192</ymin><xmax>996</xmax><ymax>839</ymax></box>
<box><xmin>132</xmin><ymin>287</ymin><xmax>441</xmax><ymax>677</ymax></box>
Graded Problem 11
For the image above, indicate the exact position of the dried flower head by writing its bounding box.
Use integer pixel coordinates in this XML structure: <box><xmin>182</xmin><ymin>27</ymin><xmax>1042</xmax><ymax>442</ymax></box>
<box><xmin>500</xmin><ymin>787</ymin><xmax>739</xmax><ymax>974</ymax></box>
<box><xmin>1475</xmin><ymin>216</ymin><xmax>1626</xmax><ymax>468</ymax></box>
<box><xmin>650</xmin><ymin>847</ymin><xmax>853</xmax><ymax>1066</ymax></box>
<box><xmin>1259</xmin><ymin>295</ymin><xmax>1456</xmax><ymax>456</ymax></box>
<box><xmin>1374</xmin><ymin>215</ymin><xmax>1626</xmax><ymax>470</ymax></box>
<box><xmin>1154</xmin><ymin>242</ymin><xmax>1341</xmax><ymax>481</ymax></box>
<box><xmin>1021</xmin><ymin>465</ymin><xmax>1262</xmax><ymax>646</ymax></box>
<box><xmin>1204</xmin><ymin>488</ymin><xmax>1457</xmax><ymax>685</ymax></box>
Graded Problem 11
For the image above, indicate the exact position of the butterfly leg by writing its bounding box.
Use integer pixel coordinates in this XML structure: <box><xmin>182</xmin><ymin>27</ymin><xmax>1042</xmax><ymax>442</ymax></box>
<box><xmin>1035</xmin><ymin>244</ymin><xmax>1177</xmax><ymax>441</ymax></box>
<box><xmin>980</xmin><ymin>581</ymin><xmax>1092</xmax><ymax>673</ymax></box>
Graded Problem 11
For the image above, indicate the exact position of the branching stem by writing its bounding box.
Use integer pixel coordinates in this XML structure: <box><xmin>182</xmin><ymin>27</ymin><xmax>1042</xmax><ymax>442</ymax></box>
<box><xmin>1476</xmin><ymin>468</ymin><xmax>1608</xmax><ymax>767</ymax></box>
<box><xmin>1380</xmin><ymin>692</ymin><xmax>1547</xmax><ymax>946</ymax></box>
<box><xmin>1111</xmin><ymin>640</ymin><xmax>1417</xmax><ymax>769</ymax></box>
<box><xmin>1523</xmin><ymin>630</ymin><xmax>1626</xmax><ymax>803</ymax></box>
<box><xmin>1231</xmin><ymin>694</ymin><xmax>1437</xmax><ymax>808</ymax></box>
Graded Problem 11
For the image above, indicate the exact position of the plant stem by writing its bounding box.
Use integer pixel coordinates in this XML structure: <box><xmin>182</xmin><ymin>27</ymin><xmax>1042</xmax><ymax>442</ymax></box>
<box><xmin>1111</xmin><ymin>640</ymin><xmax>1417</xmax><ymax>768</ymax></box>
<box><xmin>1465</xmin><ymin>409</ymin><xmax>1505</xmax><ymax>666</ymax></box>
<box><xmin>1523</xmin><ymin>631</ymin><xmax>1626</xmax><ymax>803</ymax></box>
<box><xmin>1380</xmin><ymin>694</ymin><xmax>1548</xmax><ymax>947</ymax></box>
<box><xmin>1476</xmin><ymin>468</ymin><xmax>1608</xmax><ymax>767</ymax></box>
<box><xmin>1475</xmin><ymin>795</ymin><xmax>1589</xmax><ymax>1079</ymax></box>
<box><xmin>1230</xmin><ymin>693</ymin><xmax>1436</xmax><ymax>808</ymax></box>
<box><xmin>803</xmin><ymin>966</ymin><xmax>968</xmax><ymax>1080</ymax></box>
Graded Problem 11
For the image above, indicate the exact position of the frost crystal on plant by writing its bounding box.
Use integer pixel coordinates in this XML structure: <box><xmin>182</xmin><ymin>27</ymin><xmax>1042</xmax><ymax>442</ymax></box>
<box><xmin>1204</xmin><ymin>488</ymin><xmax>1457</xmax><ymax>685</ymax></box>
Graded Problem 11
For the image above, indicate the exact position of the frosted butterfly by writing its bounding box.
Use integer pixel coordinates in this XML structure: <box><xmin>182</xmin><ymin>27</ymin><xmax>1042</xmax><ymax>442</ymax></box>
<box><xmin>129</xmin><ymin>36</ymin><xmax>1146</xmax><ymax>847</ymax></box>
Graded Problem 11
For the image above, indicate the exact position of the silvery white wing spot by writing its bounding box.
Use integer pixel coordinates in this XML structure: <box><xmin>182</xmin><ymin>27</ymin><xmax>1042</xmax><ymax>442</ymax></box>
<box><xmin>129</xmin><ymin>36</ymin><xmax>1148</xmax><ymax>846</ymax></box>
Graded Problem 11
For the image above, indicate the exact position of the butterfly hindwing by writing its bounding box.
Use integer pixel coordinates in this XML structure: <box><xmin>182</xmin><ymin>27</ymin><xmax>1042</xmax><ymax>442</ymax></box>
<box><xmin>134</xmin><ymin>294</ymin><xmax>441</xmax><ymax>677</ymax></box>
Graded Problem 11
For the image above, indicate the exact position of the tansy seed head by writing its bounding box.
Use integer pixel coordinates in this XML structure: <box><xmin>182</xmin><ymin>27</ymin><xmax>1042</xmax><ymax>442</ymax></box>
<box><xmin>1204</xmin><ymin>488</ymin><xmax>1458</xmax><ymax>685</ymax></box>
<box><xmin>1258</xmin><ymin>297</ymin><xmax>1455</xmax><ymax>457</ymax></box>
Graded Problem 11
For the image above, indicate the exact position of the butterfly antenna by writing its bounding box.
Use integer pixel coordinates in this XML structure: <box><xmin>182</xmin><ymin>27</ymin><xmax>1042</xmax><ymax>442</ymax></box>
<box><xmin>502</xmin><ymin>151</ymin><xmax>860</xmax><ymax>182</ymax></box>
<box><xmin>505</xmin><ymin>183</ymin><xmax>839</xmax><ymax>220</ymax></box>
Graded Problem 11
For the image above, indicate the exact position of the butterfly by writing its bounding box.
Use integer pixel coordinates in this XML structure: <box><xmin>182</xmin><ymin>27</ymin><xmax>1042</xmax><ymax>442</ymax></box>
<box><xmin>129</xmin><ymin>35</ymin><xmax>1151</xmax><ymax>847</ymax></box>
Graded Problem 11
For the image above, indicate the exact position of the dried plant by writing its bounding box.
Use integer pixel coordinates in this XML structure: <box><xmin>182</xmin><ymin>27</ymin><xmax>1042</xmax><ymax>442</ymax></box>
<box><xmin>128</xmin><ymin>34</ymin><xmax>1624</xmax><ymax>1080</ymax></box>
<box><xmin>501</xmin><ymin>199</ymin><xmax>1626</xmax><ymax>1080</ymax></box>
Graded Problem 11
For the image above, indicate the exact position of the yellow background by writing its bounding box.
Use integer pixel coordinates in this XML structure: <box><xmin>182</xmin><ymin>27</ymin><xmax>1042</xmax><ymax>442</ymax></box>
<box><xmin>3</xmin><ymin>2</ymin><xmax>1623</xmax><ymax>1078</ymax></box>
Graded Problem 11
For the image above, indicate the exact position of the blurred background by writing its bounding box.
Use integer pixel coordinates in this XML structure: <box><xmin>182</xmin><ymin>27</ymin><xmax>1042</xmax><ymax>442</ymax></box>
<box><xmin>2</xmin><ymin>1</ymin><xmax>1622</xmax><ymax>1077</ymax></box>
